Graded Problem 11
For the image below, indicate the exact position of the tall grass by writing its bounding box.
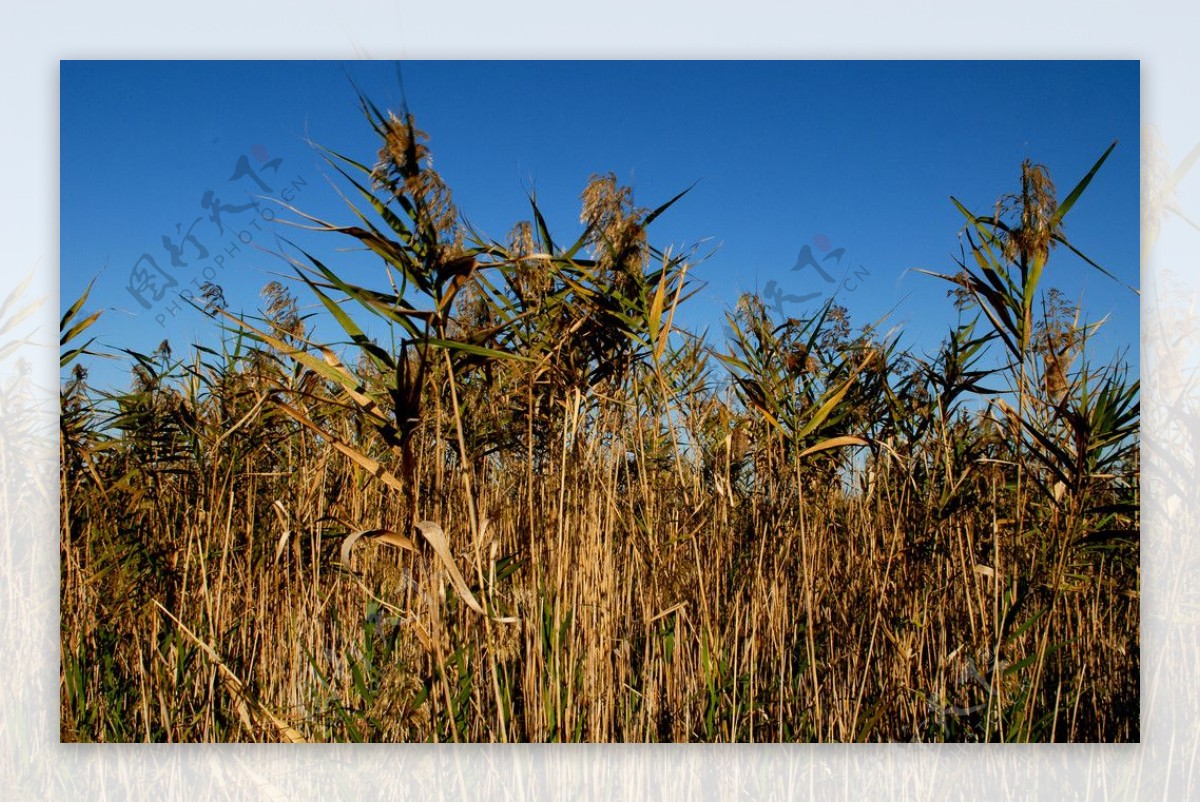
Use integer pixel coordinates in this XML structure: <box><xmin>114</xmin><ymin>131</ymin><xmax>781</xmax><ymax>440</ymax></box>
<box><xmin>59</xmin><ymin>98</ymin><xmax>1138</xmax><ymax>742</ymax></box>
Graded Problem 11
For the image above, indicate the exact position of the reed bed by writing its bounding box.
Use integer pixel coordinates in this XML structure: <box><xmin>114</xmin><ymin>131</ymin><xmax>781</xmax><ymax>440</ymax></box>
<box><xmin>59</xmin><ymin>99</ymin><xmax>1138</xmax><ymax>742</ymax></box>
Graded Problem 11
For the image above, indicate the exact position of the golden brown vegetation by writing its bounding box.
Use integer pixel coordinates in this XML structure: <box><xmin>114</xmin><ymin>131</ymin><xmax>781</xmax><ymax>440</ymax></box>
<box><xmin>59</xmin><ymin>100</ymin><xmax>1138</xmax><ymax>742</ymax></box>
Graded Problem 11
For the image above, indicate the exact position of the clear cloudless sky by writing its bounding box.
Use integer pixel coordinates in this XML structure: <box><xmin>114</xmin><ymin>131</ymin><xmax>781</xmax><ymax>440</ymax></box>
<box><xmin>61</xmin><ymin>60</ymin><xmax>1140</xmax><ymax>392</ymax></box>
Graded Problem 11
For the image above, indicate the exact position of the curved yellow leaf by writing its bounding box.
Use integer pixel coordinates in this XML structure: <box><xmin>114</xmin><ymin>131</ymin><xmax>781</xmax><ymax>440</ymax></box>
<box><xmin>796</xmin><ymin>435</ymin><xmax>869</xmax><ymax>459</ymax></box>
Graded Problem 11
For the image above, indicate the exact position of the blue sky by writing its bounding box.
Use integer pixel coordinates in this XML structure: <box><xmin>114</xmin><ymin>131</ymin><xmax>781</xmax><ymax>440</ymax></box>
<box><xmin>61</xmin><ymin>60</ymin><xmax>1140</xmax><ymax>392</ymax></box>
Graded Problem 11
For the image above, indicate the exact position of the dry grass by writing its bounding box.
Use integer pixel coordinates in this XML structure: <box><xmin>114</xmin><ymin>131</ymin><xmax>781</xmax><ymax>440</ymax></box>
<box><xmin>58</xmin><ymin>102</ymin><xmax>1138</xmax><ymax>743</ymax></box>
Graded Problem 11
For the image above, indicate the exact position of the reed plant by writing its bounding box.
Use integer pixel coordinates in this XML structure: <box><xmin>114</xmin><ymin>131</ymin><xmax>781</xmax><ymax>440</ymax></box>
<box><xmin>59</xmin><ymin>100</ymin><xmax>1139</xmax><ymax>742</ymax></box>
